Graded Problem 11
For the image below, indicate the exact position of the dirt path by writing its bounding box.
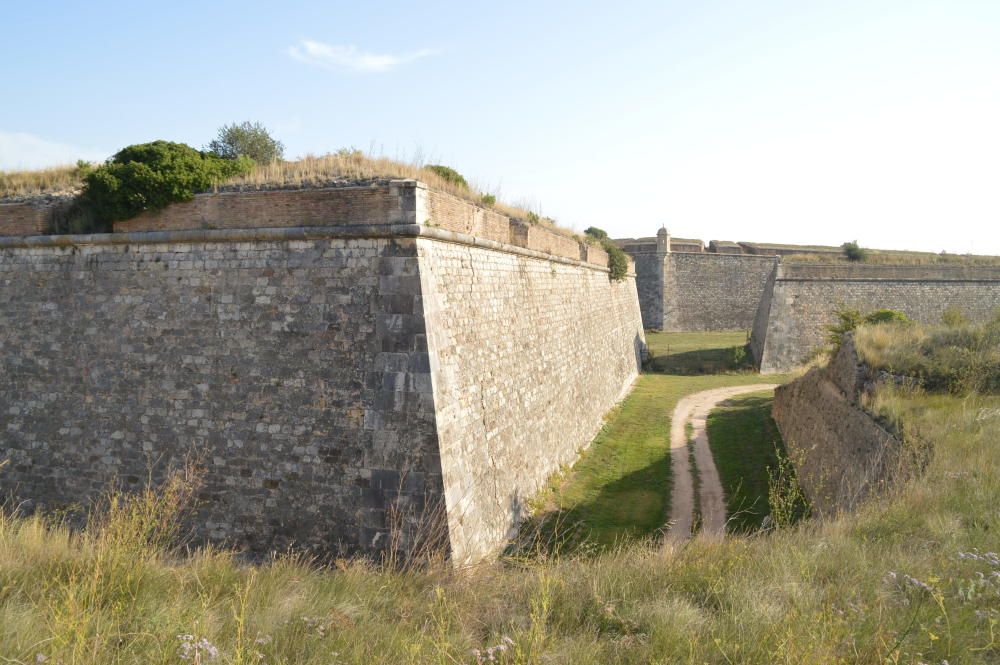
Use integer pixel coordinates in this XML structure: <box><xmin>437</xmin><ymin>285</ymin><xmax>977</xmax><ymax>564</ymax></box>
<box><xmin>664</xmin><ymin>384</ymin><xmax>779</xmax><ymax>544</ymax></box>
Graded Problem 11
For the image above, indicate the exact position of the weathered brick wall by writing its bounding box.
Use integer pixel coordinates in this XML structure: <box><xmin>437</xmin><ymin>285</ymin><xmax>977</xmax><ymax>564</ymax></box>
<box><xmin>772</xmin><ymin>338</ymin><xmax>901</xmax><ymax>514</ymax></box>
<box><xmin>0</xmin><ymin>234</ymin><xmax>443</xmax><ymax>557</ymax></box>
<box><xmin>663</xmin><ymin>253</ymin><xmax>779</xmax><ymax>331</ymax></box>
<box><xmin>114</xmin><ymin>185</ymin><xmax>416</xmax><ymax>232</ymax></box>
<box><xmin>756</xmin><ymin>267</ymin><xmax>1000</xmax><ymax>372</ymax></box>
<box><xmin>416</xmin><ymin>239</ymin><xmax>644</xmax><ymax>562</ymax></box>
<box><xmin>423</xmin><ymin>189</ymin><xmax>511</xmax><ymax>242</ymax></box>
<box><xmin>0</xmin><ymin>200</ymin><xmax>66</xmax><ymax>236</ymax></box>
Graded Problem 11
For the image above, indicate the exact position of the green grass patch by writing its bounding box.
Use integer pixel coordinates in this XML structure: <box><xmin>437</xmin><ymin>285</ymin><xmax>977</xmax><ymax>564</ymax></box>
<box><xmin>645</xmin><ymin>330</ymin><xmax>752</xmax><ymax>374</ymax></box>
<box><xmin>706</xmin><ymin>391</ymin><xmax>786</xmax><ymax>533</ymax></box>
<box><xmin>524</xmin><ymin>372</ymin><xmax>790</xmax><ymax>553</ymax></box>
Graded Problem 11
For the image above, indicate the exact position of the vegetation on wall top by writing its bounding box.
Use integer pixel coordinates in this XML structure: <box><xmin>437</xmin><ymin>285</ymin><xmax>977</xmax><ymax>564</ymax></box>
<box><xmin>841</xmin><ymin>240</ymin><xmax>869</xmax><ymax>262</ymax></box>
<box><xmin>206</xmin><ymin>121</ymin><xmax>285</xmax><ymax>164</ymax></box>
<box><xmin>585</xmin><ymin>226</ymin><xmax>629</xmax><ymax>281</ymax></box>
<box><xmin>826</xmin><ymin>305</ymin><xmax>910</xmax><ymax>348</ymax></box>
<box><xmin>82</xmin><ymin>141</ymin><xmax>254</xmax><ymax>223</ymax></box>
<box><xmin>856</xmin><ymin>311</ymin><xmax>1000</xmax><ymax>394</ymax></box>
<box><xmin>423</xmin><ymin>164</ymin><xmax>468</xmax><ymax>189</ymax></box>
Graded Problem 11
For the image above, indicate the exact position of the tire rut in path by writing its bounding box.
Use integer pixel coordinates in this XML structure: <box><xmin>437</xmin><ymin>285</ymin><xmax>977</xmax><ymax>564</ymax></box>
<box><xmin>663</xmin><ymin>384</ymin><xmax>779</xmax><ymax>544</ymax></box>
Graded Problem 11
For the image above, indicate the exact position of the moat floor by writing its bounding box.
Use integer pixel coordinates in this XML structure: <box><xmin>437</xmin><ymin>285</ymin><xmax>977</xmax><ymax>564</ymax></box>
<box><xmin>663</xmin><ymin>383</ymin><xmax>780</xmax><ymax>543</ymax></box>
<box><xmin>520</xmin><ymin>331</ymin><xmax>793</xmax><ymax>553</ymax></box>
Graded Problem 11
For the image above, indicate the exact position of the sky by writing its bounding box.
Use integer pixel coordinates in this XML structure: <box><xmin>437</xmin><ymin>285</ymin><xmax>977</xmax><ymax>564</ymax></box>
<box><xmin>2</xmin><ymin>0</ymin><xmax>999</xmax><ymax>254</ymax></box>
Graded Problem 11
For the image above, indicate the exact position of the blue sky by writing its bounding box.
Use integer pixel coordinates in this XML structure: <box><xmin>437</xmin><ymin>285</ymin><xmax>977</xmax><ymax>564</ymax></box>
<box><xmin>2</xmin><ymin>1</ymin><xmax>999</xmax><ymax>253</ymax></box>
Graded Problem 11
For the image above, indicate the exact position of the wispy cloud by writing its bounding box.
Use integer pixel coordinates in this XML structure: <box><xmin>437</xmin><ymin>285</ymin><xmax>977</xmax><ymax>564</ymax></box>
<box><xmin>0</xmin><ymin>131</ymin><xmax>108</xmax><ymax>171</ymax></box>
<box><xmin>287</xmin><ymin>39</ymin><xmax>436</xmax><ymax>73</ymax></box>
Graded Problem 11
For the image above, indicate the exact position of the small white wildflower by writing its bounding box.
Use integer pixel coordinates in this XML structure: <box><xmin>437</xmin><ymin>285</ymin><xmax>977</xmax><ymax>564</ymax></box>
<box><xmin>35</xmin><ymin>655</ymin><xmax>47</xmax><ymax>664</ymax></box>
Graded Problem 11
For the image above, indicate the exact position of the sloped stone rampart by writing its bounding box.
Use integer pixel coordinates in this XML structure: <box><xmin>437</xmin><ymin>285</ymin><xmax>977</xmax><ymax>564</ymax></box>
<box><xmin>771</xmin><ymin>338</ymin><xmax>901</xmax><ymax>514</ymax></box>
<box><xmin>417</xmin><ymin>239</ymin><xmax>644</xmax><ymax>562</ymax></box>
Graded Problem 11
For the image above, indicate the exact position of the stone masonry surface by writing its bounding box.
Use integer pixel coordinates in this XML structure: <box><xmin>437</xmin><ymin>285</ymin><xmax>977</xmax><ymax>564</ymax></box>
<box><xmin>663</xmin><ymin>253</ymin><xmax>778</xmax><ymax>331</ymax></box>
<box><xmin>0</xmin><ymin>236</ymin><xmax>443</xmax><ymax>556</ymax></box>
<box><xmin>0</xmin><ymin>187</ymin><xmax>644</xmax><ymax>561</ymax></box>
<box><xmin>417</xmin><ymin>239</ymin><xmax>644</xmax><ymax>562</ymax></box>
<box><xmin>755</xmin><ymin>267</ymin><xmax>1000</xmax><ymax>372</ymax></box>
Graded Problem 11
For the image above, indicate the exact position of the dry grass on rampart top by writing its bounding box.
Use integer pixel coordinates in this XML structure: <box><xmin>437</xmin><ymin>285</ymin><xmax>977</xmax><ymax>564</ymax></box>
<box><xmin>0</xmin><ymin>151</ymin><xmax>559</xmax><ymax>228</ymax></box>
<box><xmin>0</xmin><ymin>164</ymin><xmax>82</xmax><ymax>200</ymax></box>
<box><xmin>855</xmin><ymin>315</ymin><xmax>1000</xmax><ymax>394</ymax></box>
<box><xmin>218</xmin><ymin>151</ymin><xmax>540</xmax><ymax>223</ymax></box>
<box><xmin>784</xmin><ymin>250</ymin><xmax>1000</xmax><ymax>266</ymax></box>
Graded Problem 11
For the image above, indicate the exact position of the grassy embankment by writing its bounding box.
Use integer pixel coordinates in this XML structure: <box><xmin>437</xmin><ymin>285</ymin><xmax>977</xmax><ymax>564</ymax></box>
<box><xmin>2</xmin><ymin>325</ymin><xmax>999</xmax><ymax>663</ymax></box>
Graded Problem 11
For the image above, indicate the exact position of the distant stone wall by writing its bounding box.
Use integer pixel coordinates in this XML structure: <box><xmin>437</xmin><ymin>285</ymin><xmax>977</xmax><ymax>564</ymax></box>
<box><xmin>418</xmin><ymin>240</ymin><xmax>643</xmax><ymax>562</ymax></box>
<box><xmin>749</xmin><ymin>263</ymin><xmax>779</xmax><ymax>362</ymax></box>
<box><xmin>755</xmin><ymin>265</ymin><xmax>1000</xmax><ymax>372</ymax></box>
<box><xmin>629</xmin><ymin>251</ymin><xmax>666</xmax><ymax>329</ymax></box>
<box><xmin>772</xmin><ymin>337</ymin><xmax>901</xmax><ymax>514</ymax></box>
<box><xmin>663</xmin><ymin>253</ymin><xmax>779</xmax><ymax>331</ymax></box>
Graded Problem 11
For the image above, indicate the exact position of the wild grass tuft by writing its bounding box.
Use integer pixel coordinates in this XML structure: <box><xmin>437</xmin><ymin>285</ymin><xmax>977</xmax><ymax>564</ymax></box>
<box><xmin>856</xmin><ymin>315</ymin><xmax>1000</xmax><ymax>394</ymax></box>
<box><xmin>0</xmin><ymin>164</ymin><xmax>85</xmax><ymax>200</ymax></box>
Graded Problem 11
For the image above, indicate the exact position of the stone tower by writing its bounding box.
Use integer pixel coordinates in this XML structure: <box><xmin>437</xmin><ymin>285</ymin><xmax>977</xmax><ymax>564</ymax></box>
<box><xmin>656</xmin><ymin>225</ymin><xmax>670</xmax><ymax>254</ymax></box>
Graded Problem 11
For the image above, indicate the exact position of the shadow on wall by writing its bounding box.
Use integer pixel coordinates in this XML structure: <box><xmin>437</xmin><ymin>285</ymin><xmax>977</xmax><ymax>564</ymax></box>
<box><xmin>634</xmin><ymin>332</ymin><xmax>649</xmax><ymax>367</ymax></box>
<box><xmin>646</xmin><ymin>345</ymin><xmax>753</xmax><ymax>375</ymax></box>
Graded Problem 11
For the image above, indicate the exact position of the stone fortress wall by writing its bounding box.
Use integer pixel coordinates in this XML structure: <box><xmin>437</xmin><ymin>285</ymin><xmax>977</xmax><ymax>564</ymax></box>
<box><xmin>0</xmin><ymin>182</ymin><xmax>644</xmax><ymax>563</ymax></box>
<box><xmin>615</xmin><ymin>229</ymin><xmax>779</xmax><ymax>332</ymax></box>
<box><xmin>754</xmin><ymin>263</ymin><xmax>1000</xmax><ymax>372</ymax></box>
<box><xmin>616</xmin><ymin>230</ymin><xmax>1000</xmax><ymax>372</ymax></box>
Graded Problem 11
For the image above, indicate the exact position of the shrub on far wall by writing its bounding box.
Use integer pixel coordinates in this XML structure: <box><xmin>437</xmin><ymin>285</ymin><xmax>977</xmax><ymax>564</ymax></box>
<box><xmin>826</xmin><ymin>305</ymin><xmax>910</xmax><ymax>348</ymax></box>
<box><xmin>82</xmin><ymin>141</ymin><xmax>254</xmax><ymax>222</ymax></box>
<box><xmin>842</xmin><ymin>240</ymin><xmax>868</xmax><ymax>262</ymax></box>
<box><xmin>207</xmin><ymin>121</ymin><xmax>285</xmax><ymax>163</ymax></box>
<box><xmin>585</xmin><ymin>226</ymin><xmax>628</xmax><ymax>281</ymax></box>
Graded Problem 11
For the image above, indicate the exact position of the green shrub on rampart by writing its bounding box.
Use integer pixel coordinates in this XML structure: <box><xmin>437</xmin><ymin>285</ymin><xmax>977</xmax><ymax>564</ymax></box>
<box><xmin>82</xmin><ymin>141</ymin><xmax>253</xmax><ymax>222</ymax></box>
<box><xmin>424</xmin><ymin>165</ymin><xmax>468</xmax><ymax>189</ymax></box>
<box><xmin>826</xmin><ymin>306</ymin><xmax>910</xmax><ymax>348</ymax></box>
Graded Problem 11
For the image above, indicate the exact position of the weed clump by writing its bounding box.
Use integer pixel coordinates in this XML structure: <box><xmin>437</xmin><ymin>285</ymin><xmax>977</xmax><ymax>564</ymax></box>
<box><xmin>842</xmin><ymin>239</ymin><xmax>868</xmax><ymax>262</ymax></box>
<box><xmin>586</xmin><ymin>225</ymin><xmax>629</xmax><ymax>282</ymax></box>
<box><xmin>424</xmin><ymin>164</ymin><xmax>468</xmax><ymax>189</ymax></box>
<box><xmin>826</xmin><ymin>305</ymin><xmax>910</xmax><ymax>348</ymax></box>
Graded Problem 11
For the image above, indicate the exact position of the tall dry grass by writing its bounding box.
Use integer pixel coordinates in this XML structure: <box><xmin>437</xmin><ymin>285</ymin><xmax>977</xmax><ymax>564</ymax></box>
<box><xmin>1</xmin><ymin>150</ymin><xmax>548</xmax><ymax>225</ymax></box>
<box><xmin>2</xmin><ymin>383</ymin><xmax>998</xmax><ymax>663</ymax></box>
<box><xmin>0</xmin><ymin>165</ymin><xmax>83</xmax><ymax>200</ymax></box>
<box><xmin>856</xmin><ymin>315</ymin><xmax>1000</xmax><ymax>394</ymax></box>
